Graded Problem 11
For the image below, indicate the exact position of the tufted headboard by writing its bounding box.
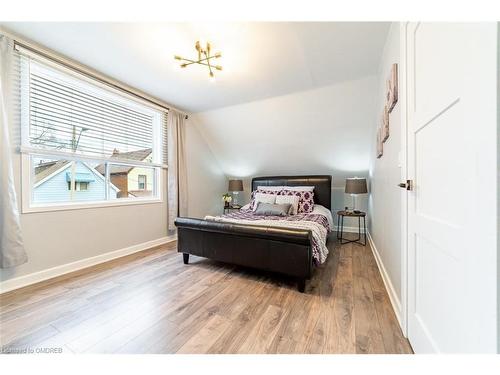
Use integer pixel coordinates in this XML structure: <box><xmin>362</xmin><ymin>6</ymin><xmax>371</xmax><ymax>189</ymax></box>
<box><xmin>251</xmin><ymin>175</ymin><xmax>332</xmax><ymax>210</ymax></box>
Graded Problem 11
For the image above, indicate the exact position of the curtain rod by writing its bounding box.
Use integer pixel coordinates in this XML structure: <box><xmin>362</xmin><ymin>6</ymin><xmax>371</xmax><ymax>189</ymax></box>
<box><xmin>4</xmin><ymin>32</ymin><xmax>188</xmax><ymax>120</ymax></box>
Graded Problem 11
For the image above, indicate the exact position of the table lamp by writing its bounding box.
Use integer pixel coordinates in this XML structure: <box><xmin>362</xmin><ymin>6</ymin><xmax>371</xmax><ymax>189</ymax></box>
<box><xmin>228</xmin><ymin>179</ymin><xmax>243</xmax><ymax>207</ymax></box>
<box><xmin>345</xmin><ymin>178</ymin><xmax>367</xmax><ymax>213</ymax></box>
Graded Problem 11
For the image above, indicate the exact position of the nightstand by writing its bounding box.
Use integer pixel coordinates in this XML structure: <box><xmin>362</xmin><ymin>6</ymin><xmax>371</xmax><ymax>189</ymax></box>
<box><xmin>223</xmin><ymin>205</ymin><xmax>241</xmax><ymax>214</ymax></box>
<box><xmin>337</xmin><ymin>210</ymin><xmax>366</xmax><ymax>246</ymax></box>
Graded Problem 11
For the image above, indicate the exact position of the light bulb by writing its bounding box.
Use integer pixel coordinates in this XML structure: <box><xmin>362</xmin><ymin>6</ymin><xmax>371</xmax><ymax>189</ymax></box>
<box><xmin>198</xmin><ymin>39</ymin><xmax>207</xmax><ymax>49</ymax></box>
<box><xmin>209</xmin><ymin>73</ymin><xmax>216</xmax><ymax>83</ymax></box>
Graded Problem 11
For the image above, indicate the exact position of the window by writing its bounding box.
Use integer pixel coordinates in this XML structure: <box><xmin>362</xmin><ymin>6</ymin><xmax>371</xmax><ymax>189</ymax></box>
<box><xmin>138</xmin><ymin>175</ymin><xmax>147</xmax><ymax>190</ymax></box>
<box><xmin>67</xmin><ymin>182</ymin><xmax>89</xmax><ymax>191</ymax></box>
<box><xmin>16</xmin><ymin>48</ymin><xmax>167</xmax><ymax>211</ymax></box>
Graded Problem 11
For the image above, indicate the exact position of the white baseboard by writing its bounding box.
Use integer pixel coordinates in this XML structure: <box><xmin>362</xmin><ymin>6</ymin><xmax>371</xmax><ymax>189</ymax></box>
<box><xmin>0</xmin><ymin>235</ymin><xmax>177</xmax><ymax>294</ymax></box>
<box><xmin>366</xmin><ymin>231</ymin><xmax>403</xmax><ymax>329</ymax></box>
<box><xmin>333</xmin><ymin>226</ymin><xmax>366</xmax><ymax>233</ymax></box>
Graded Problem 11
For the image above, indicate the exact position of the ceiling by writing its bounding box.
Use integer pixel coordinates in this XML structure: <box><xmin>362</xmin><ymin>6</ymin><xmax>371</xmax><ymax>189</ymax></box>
<box><xmin>1</xmin><ymin>22</ymin><xmax>390</xmax><ymax>113</ymax></box>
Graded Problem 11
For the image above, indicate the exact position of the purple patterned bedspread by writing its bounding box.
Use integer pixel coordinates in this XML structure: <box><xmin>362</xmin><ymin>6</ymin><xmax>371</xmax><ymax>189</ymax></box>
<box><xmin>222</xmin><ymin>210</ymin><xmax>330</xmax><ymax>232</ymax></box>
<box><xmin>213</xmin><ymin>209</ymin><xmax>331</xmax><ymax>264</ymax></box>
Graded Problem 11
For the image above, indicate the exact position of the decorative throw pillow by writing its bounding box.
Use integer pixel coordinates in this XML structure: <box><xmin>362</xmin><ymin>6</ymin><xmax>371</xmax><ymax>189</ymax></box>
<box><xmin>254</xmin><ymin>202</ymin><xmax>291</xmax><ymax>216</ymax></box>
<box><xmin>275</xmin><ymin>194</ymin><xmax>300</xmax><ymax>215</ymax></box>
<box><xmin>280</xmin><ymin>189</ymin><xmax>315</xmax><ymax>213</ymax></box>
<box><xmin>252</xmin><ymin>192</ymin><xmax>277</xmax><ymax>211</ymax></box>
<box><xmin>249</xmin><ymin>189</ymin><xmax>280</xmax><ymax>210</ymax></box>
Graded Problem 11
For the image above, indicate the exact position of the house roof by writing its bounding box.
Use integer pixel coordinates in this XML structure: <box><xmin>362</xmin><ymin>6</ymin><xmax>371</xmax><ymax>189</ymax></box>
<box><xmin>113</xmin><ymin>148</ymin><xmax>152</xmax><ymax>161</ymax></box>
<box><xmin>34</xmin><ymin>161</ymin><xmax>70</xmax><ymax>184</ymax></box>
<box><xmin>95</xmin><ymin>148</ymin><xmax>152</xmax><ymax>175</ymax></box>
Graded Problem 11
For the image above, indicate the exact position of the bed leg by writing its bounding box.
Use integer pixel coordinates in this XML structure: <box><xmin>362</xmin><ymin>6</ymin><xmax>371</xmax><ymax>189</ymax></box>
<box><xmin>297</xmin><ymin>279</ymin><xmax>306</xmax><ymax>293</ymax></box>
<box><xmin>183</xmin><ymin>253</ymin><xmax>189</xmax><ymax>264</ymax></box>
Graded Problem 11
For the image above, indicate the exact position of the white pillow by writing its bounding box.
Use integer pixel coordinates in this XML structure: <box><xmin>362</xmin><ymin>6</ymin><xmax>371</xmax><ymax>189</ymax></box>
<box><xmin>275</xmin><ymin>195</ymin><xmax>300</xmax><ymax>215</ymax></box>
<box><xmin>285</xmin><ymin>186</ymin><xmax>315</xmax><ymax>192</ymax></box>
<box><xmin>252</xmin><ymin>192</ymin><xmax>277</xmax><ymax>211</ymax></box>
<box><xmin>257</xmin><ymin>186</ymin><xmax>285</xmax><ymax>192</ymax></box>
<box><xmin>257</xmin><ymin>185</ymin><xmax>314</xmax><ymax>192</ymax></box>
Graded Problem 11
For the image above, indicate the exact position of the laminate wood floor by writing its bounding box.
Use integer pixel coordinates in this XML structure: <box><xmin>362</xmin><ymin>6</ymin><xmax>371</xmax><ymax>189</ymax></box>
<box><xmin>0</xmin><ymin>234</ymin><xmax>412</xmax><ymax>354</ymax></box>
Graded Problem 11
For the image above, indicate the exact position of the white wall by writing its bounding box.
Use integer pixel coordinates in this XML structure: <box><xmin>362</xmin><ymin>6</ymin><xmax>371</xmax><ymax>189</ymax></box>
<box><xmin>193</xmin><ymin>76</ymin><xmax>377</xmax><ymax>227</ymax></box>
<box><xmin>185</xmin><ymin>119</ymin><xmax>227</xmax><ymax>218</ymax></box>
<box><xmin>368</xmin><ymin>23</ymin><xmax>404</xmax><ymax>313</ymax></box>
<box><xmin>0</xmin><ymin>119</ymin><xmax>225</xmax><ymax>285</ymax></box>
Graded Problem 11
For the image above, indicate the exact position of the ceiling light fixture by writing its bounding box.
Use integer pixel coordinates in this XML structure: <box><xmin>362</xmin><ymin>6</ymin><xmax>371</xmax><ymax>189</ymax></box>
<box><xmin>174</xmin><ymin>41</ymin><xmax>222</xmax><ymax>81</ymax></box>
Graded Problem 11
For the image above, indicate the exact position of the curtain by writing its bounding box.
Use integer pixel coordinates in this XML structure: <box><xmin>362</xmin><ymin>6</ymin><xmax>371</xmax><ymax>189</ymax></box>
<box><xmin>0</xmin><ymin>35</ymin><xmax>27</xmax><ymax>268</ymax></box>
<box><xmin>167</xmin><ymin>110</ymin><xmax>187</xmax><ymax>230</ymax></box>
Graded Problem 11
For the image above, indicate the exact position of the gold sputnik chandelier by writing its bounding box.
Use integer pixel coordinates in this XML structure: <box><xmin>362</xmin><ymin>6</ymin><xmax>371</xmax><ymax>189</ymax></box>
<box><xmin>174</xmin><ymin>41</ymin><xmax>222</xmax><ymax>82</ymax></box>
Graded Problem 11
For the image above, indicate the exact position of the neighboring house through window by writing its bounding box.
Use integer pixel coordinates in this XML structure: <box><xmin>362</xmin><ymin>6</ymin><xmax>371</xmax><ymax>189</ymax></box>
<box><xmin>33</xmin><ymin>159</ymin><xmax>119</xmax><ymax>203</ymax></box>
<box><xmin>95</xmin><ymin>150</ymin><xmax>154</xmax><ymax>198</ymax></box>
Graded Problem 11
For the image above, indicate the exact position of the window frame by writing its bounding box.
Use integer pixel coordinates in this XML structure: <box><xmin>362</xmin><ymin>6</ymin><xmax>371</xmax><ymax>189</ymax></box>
<box><xmin>138</xmin><ymin>174</ymin><xmax>147</xmax><ymax>190</ymax></box>
<box><xmin>19</xmin><ymin>54</ymin><xmax>166</xmax><ymax>214</ymax></box>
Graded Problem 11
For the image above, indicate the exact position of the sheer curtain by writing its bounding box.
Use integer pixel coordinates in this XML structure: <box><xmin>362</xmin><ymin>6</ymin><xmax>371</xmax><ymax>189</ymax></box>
<box><xmin>167</xmin><ymin>109</ymin><xmax>187</xmax><ymax>230</ymax></box>
<box><xmin>0</xmin><ymin>35</ymin><xmax>27</xmax><ymax>268</ymax></box>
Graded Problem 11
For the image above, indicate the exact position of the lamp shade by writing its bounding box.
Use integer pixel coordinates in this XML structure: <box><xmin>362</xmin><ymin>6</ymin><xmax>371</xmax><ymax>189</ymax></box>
<box><xmin>345</xmin><ymin>178</ymin><xmax>367</xmax><ymax>194</ymax></box>
<box><xmin>228</xmin><ymin>179</ymin><xmax>243</xmax><ymax>192</ymax></box>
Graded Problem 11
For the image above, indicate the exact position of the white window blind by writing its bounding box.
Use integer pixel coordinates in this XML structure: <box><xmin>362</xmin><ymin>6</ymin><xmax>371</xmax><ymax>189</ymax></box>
<box><xmin>30</xmin><ymin>63</ymin><xmax>155</xmax><ymax>157</ymax></box>
<box><xmin>161</xmin><ymin>113</ymin><xmax>168</xmax><ymax>165</ymax></box>
<box><xmin>16</xmin><ymin>50</ymin><xmax>168</xmax><ymax>168</ymax></box>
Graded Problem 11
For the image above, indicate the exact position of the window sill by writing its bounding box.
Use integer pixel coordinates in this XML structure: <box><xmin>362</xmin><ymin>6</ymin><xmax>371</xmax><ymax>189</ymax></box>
<box><xmin>22</xmin><ymin>198</ymin><xmax>164</xmax><ymax>214</ymax></box>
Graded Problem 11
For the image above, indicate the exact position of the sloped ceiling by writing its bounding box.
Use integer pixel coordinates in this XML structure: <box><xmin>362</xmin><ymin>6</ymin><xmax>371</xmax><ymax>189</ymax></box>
<box><xmin>193</xmin><ymin>75</ymin><xmax>378</xmax><ymax>189</ymax></box>
<box><xmin>1</xmin><ymin>22</ymin><xmax>389</xmax><ymax>112</ymax></box>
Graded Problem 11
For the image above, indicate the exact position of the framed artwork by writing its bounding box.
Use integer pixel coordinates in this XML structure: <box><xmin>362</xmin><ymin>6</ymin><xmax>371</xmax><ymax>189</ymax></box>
<box><xmin>376</xmin><ymin>127</ymin><xmax>383</xmax><ymax>158</ymax></box>
<box><xmin>382</xmin><ymin>105</ymin><xmax>389</xmax><ymax>142</ymax></box>
<box><xmin>387</xmin><ymin>63</ymin><xmax>398</xmax><ymax>112</ymax></box>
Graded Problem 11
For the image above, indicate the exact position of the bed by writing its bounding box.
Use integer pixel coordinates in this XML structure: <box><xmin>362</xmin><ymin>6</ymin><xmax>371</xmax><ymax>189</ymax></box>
<box><xmin>174</xmin><ymin>175</ymin><xmax>332</xmax><ymax>292</ymax></box>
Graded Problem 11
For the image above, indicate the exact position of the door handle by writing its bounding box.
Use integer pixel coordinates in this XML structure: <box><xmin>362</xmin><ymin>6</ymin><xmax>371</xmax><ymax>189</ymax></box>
<box><xmin>398</xmin><ymin>180</ymin><xmax>413</xmax><ymax>191</ymax></box>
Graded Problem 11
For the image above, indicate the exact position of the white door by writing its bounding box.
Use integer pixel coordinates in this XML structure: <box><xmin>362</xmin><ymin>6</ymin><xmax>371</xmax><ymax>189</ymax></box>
<box><xmin>406</xmin><ymin>22</ymin><xmax>497</xmax><ymax>353</ymax></box>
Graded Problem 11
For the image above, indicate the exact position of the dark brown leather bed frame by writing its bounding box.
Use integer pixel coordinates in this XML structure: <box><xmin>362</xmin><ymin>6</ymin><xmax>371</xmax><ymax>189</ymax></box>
<box><xmin>174</xmin><ymin>175</ymin><xmax>332</xmax><ymax>292</ymax></box>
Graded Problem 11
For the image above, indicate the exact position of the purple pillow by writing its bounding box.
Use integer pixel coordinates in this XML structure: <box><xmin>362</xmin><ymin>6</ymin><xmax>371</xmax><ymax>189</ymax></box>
<box><xmin>280</xmin><ymin>189</ymin><xmax>315</xmax><ymax>213</ymax></box>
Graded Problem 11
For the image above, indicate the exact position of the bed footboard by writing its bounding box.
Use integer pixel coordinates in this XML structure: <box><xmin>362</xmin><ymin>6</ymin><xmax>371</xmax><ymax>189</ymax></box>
<box><xmin>174</xmin><ymin>217</ymin><xmax>314</xmax><ymax>292</ymax></box>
